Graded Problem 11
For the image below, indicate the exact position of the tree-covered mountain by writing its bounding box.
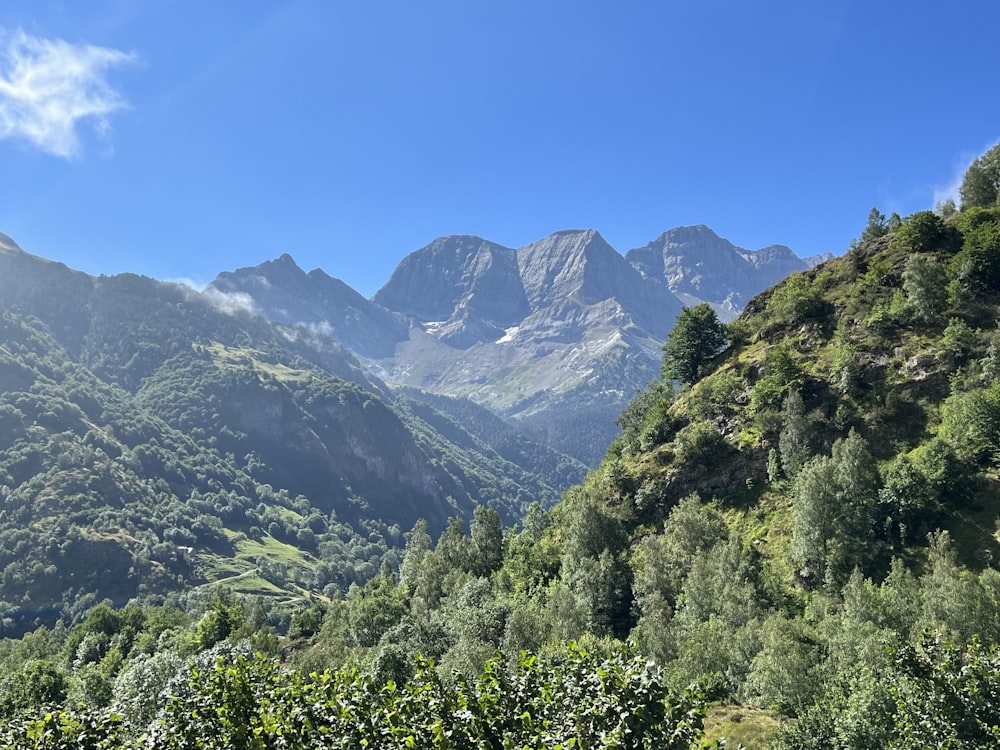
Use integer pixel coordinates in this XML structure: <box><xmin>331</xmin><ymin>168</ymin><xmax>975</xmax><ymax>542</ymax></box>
<box><xmin>21</xmin><ymin>188</ymin><xmax>989</xmax><ymax>747</ymax></box>
<box><xmin>211</xmin><ymin>225</ymin><xmax>818</xmax><ymax>465</ymax></box>
<box><xmin>6</xmin><ymin>140</ymin><xmax>1000</xmax><ymax>746</ymax></box>
<box><xmin>0</xmin><ymin>235</ymin><xmax>584</xmax><ymax>637</ymax></box>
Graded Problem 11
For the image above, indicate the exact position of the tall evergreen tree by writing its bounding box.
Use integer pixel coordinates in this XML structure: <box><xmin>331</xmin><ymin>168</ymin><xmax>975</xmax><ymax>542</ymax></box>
<box><xmin>662</xmin><ymin>303</ymin><xmax>726</xmax><ymax>385</ymax></box>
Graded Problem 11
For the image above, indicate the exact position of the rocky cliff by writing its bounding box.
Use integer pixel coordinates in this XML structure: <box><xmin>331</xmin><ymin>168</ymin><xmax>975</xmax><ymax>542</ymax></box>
<box><xmin>207</xmin><ymin>226</ymin><xmax>822</xmax><ymax>464</ymax></box>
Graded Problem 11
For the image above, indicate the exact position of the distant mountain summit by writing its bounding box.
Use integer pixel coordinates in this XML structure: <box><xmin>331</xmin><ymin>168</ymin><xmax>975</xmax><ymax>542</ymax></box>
<box><xmin>211</xmin><ymin>253</ymin><xmax>407</xmax><ymax>358</ymax></box>
<box><xmin>374</xmin><ymin>235</ymin><xmax>528</xmax><ymax>349</ymax></box>
<box><xmin>625</xmin><ymin>224</ymin><xmax>822</xmax><ymax>320</ymax></box>
<box><xmin>208</xmin><ymin>226</ymin><xmax>822</xmax><ymax>464</ymax></box>
<box><xmin>514</xmin><ymin>229</ymin><xmax>678</xmax><ymax>339</ymax></box>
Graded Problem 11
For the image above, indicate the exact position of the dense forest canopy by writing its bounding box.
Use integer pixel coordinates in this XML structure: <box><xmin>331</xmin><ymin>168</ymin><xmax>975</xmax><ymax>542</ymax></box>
<box><xmin>3</xmin><ymin>143</ymin><xmax>1000</xmax><ymax>746</ymax></box>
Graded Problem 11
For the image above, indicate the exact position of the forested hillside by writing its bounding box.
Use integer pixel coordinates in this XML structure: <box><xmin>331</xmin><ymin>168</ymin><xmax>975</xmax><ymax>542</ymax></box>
<box><xmin>0</xmin><ymin>237</ymin><xmax>582</xmax><ymax>639</ymax></box>
<box><xmin>2</xmin><ymin>145</ymin><xmax>1000</xmax><ymax>747</ymax></box>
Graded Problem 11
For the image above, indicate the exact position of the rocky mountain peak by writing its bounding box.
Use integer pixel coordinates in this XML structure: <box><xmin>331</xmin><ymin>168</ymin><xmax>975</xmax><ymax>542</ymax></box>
<box><xmin>625</xmin><ymin>226</ymin><xmax>816</xmax><ymax>320</ymax></box>
<box><xmin>516</xmin><ymin>229</ymin><xmax>632</xmax><ymax>309</ymax></box>
<box><xmin>197</xmin><ymin>224</ymin><xmax>811</xmax><ymax>465</ymax></box>
<box><xmin>206</xmin><ymin>254</ymin><xmax>406</xmax><ymax>358</ymax></box>
<box><xmin>749</xmin><ymin>244</ymin><xmax>800</xmax><ymax>266</ymax></box>
<box><xmin>0</xmin><ymin>232</ymin><xmax>22</xmax><ymax>251</ymax></box>
<box><xmin>372</xmin><ymin>235</ymin><xmax>529</xmax><ymax>348</ymax></box>
<box><xmin>655</xmin><ymin>224</ymin><xmax>723</xmax><ymax>246</ymax></box>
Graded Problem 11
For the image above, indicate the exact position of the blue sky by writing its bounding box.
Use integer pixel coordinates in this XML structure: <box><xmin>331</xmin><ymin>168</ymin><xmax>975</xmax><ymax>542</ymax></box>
<box><xmin>0</xmin><ymin>1</ymin><xmax>998</xmax><ymax>297</ymax></box>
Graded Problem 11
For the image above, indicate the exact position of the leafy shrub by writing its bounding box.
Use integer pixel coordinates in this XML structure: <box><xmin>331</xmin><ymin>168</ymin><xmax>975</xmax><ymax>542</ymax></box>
<box><xmin>939</xmin><ymin>382</ymin><xmax>1000</xmax><ymax>463</ymax></box>
<box><xmin>0</xmin><ymin>647</ymin><xmax>713</xmax><ymax>749</ymax></box>
<box><xmin>890</xmin><ymin>211</ymin><xmax>962</xmax><ymax>255</ymax></box>
<box><xmin>687</xmin><ymin>370</ymin><xmax>744</xmax><ymax>421</ymax></box>
<box><xmin>748</xmin><ymin>344</ymin><xmax>802</xmax><ymax>416</ymax></box>
<box><xmin>950</xmin><ymin>208</ymin><xmax>1000</xmax><ymax>294</ymax></box>
<box><xmin>940</xmin><ymin>317</ymin><xmax>980</xmax><ymax>364</ymax></box>
<box><xmin>766</xmin><ymin>273</ymin><xmax>826</xmax><ymax>325</ymax></box>
<box><xmin>910</xmin><ymin>438</ymin><xmax>970</xmax><ymax>508</ymax></box>
<box><xmin>674</xmin><ymin>422</ymin><xmax>728</xmax><ymax>464</ymax></box>
<box><xmin>888</xmin><ymin>635</ymin><xmax>1000</xmax><ymax>748</ymax></box>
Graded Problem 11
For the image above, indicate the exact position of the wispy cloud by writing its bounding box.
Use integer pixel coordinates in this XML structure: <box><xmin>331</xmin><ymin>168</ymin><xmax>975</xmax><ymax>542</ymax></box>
<box><xmin>932</xmin><ymin>138</ymin><xmax>1000</xmax><ymax>209</ymax></box>
<box><xmin>932</xmin><ymin>157</ymin><xmax>971</xmax><ymax>209</ymax></box>
<box><xmin>201</xmin><ymin>286</ymin><xmax>259</xmax><ymax>316</ymax></box>
<box><xmin>168</xmin><ymin>277</ymin><xmax>209</xmax><ymax>292</ymax></box>
<box><xmin>0</xmin><ymin>28</ymin><xmax>136</xmax><ymax>158</ymax></box>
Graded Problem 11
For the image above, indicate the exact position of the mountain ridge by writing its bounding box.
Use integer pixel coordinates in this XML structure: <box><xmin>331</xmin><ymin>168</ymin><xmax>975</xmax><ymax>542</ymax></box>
<box><xmin>209</xmin><ymin>225</ymin><xmax>823</xmax><ymax>464</ymax></box>
<box><xmin>0</xmin><ymin>238</ymin><xmax>587</xmax><ymax>633</ymax></box>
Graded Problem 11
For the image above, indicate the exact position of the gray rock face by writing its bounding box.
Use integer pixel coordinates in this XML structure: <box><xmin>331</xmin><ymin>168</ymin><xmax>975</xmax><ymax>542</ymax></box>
<box><xmin>373</xmin><ymin>236</ymin><xmax>529</xmax><ymax>349</ymax></box>
<box><xmin>208</xmin><ymin>253</ymin><xmax>407</xmax><ymax>358</ymax></box>
<box><xmin>515</xmin><ymin>229</ymin><xmax>680</xmax><ymax>339</ymax></box>
<box><xmin>625</xmin><ymin>225</ymin><xmax>819</xmax><ymax>321</ymax></box>
<box><xmin>210</xmin><ymin>226</ymin><xmax>821</xmax><ymax>465</ymax></box>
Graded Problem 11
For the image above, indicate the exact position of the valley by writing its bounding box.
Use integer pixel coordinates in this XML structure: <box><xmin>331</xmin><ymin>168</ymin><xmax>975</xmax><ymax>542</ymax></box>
<box><xmin>1</xmin><ymin>146</ymin><xmax>1000</xmax><ymax>746</ymax></box>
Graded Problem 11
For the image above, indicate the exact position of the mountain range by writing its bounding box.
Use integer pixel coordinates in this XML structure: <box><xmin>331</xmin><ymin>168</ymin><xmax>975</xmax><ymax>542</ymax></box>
<box><xmin>0</xmin><ymin>231</ymin><xmax>580</xmax><ymax>630</ymax></box>
<box><xmin>209</xmin><ymin>225</ymin><xmax>828</xmax><ymax>464</ymax></box>
<box><xmin>0</xmin><ymin>224</ymin><xmax>822</xmax><ymax>631</ymax></box>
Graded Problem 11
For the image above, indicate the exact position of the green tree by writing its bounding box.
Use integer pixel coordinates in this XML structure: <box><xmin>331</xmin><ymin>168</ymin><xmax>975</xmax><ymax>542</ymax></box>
<box><xmin>436</xmin><ymin>517</ymin><xmax>472</xmax><ymax>572</ymax></box>
<box><xmin>560</xmin><ymin>487</ymin><xmax>633</xmax><ymax>638</ymax></box>
<box><xmin>192</xmin><ymin>593</ymin><xmax>244</xmax><ymax>652</ymax></box>
<box><xmin>669</xmin><ymin>535</ymin><xmax>766</xmax><ymax>698</ymax></box>
<box><xmin>469</xmin><ymin>505</ymin><xmax>503</xmax><ymax>578</ymax></box>
<box><xmin>348</xmin><ymin>571</ymin><xmax>406</xmax><ymax>647</ymax></box>
<box><xmin>631</xmin><ymin>494</ymin><xmax>728</xmax><ymax>613</ymax></box>
<box><xmin>890</xmin><ymin>211</ymin><xmax>962</xmax><ymax>254</ymax></box>
<box><xmin>860</xmin><ymin>206</ymin><xmax>889</xmax><ymax>242</ymax></box>
<box><xmin>959</xmin><ymin>142</ymin><xmax>1000</xmax><ymax>209</ymax></box>
<box><xmin>950</xmin><ymin>207</ymin><xmax>1000</xmax><ymax>294</ymax></box>
<box><xmin>2</xmin><ymin>659</ymin><xmax>68</xmax><ymax>716</ymax></box>
<box><xmin>878</xmin><ymin>455</ymin><xmax>938</xmax><ymax>547</ymax></box>
<box><xmin>792</xmin><ymin>456</ymin><xmax>837</xmax><ymax>579</ymax></box>
<box><xmin>902</xmin><ymin>255</ymin><xmax>948</xmax><ymax>323</ymax></box>
<box><xmin>111</xmin><ymin>651</ymin><xmax>185</xmax><ymax>735</ymax></box>
<box><xmin>890</xmin><ymin>634</ymin><xmax>1000</xmax><ymax>748</ymax></box>
<box><xmin>792</xmin><ymin>431</ymin><xmax>879</xmax><ymax>587</ymax></box>
<box><xmin>661</xmin><ymin>303</ymin><xmax>726</xmax><ymax>385</ymax></box>
<box><xmin>398</xmin><ymin>518</ymin><xmax>432</xmax><ymax>591</ymax></box>
<box><xmin>940</xmin><ymin>382</ymin><xmax>1000</xmax><ymax>463</ymax></box>
<box><xmin>778</xmin><ymin>389</ymin><xmax>811</xmax><ymax>477</ymax></box>
<box><xmin>744</xmin><ymin>614</ymin><xmax>823</xmax><ymax>714</ymax></box>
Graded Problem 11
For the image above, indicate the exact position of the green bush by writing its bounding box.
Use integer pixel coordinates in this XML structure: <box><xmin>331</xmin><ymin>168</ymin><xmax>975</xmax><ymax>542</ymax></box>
<box><xmin>766</xmin><ymin>273</ymin><xmax>826</xmax><ymax>325</ymax></box>
<box><xmin>0</xmin><ymin>647</ymin><xmax>713</xmax><ymax>749</ymax></box>
<box><xmin>674</xmin><ymin>422</ymin><xmax>728</xmax><ymax>464</ymax></box>
<box><xmin>950</xmin><ymin>208</ymin><xmax>1000</xmax><ymax>294</ymax></box>
<box><xmin>890</xmin><ymin>211</ymin><xmax>962</xmax><ymax>255</ymax></box>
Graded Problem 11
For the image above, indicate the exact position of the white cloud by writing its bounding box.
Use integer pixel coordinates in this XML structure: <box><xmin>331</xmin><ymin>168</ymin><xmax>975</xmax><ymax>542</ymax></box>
<box><xmin>932</xmin><ymin>138</ymin><xmax>1000</xmax><ymax>209</ymax></box>
<box><xmin>201</xmin><ymin>287</ymin><xmax>259</xmax><ymax>316</ymax></box>
<box><xmin>0</xmin><ymin>28</ymin><xmax>136</xmax><ymax>158</ymax></box>
<box><xmin>932</xmin><ymin>159</ymin><xmax>970</xmax><ymax>209</ymax></box>
<box><xmin>168</xmin><ymin>277</ymin><xmax>208</xmax><ymax>292</ymax></box>
<box><xmin>307</xmin><ymin>320</ymin><xmax>335</xmax><ymax>337</ymax></box>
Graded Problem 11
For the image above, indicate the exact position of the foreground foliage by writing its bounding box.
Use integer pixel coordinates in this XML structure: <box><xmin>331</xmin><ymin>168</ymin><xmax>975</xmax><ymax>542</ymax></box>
<box><xmin>0</xmin><ymin>645</ymin><xmax>712</xmax><ymax>749</ymax></box>
<box><xmin>776</xmin><ymin>634</ymin><xmax>1000</xmax><ymax>749</ymax></box>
